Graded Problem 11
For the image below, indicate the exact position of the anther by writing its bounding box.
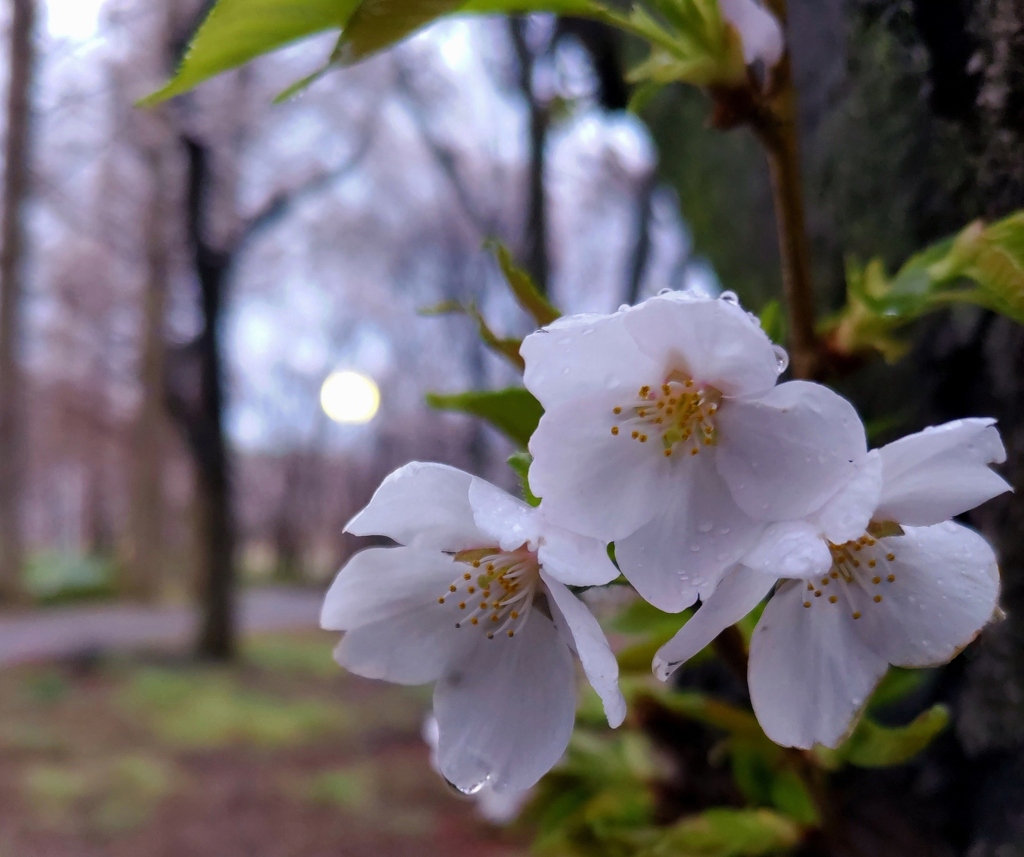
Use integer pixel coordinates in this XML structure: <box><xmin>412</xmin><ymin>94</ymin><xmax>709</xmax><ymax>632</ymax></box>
<box><xmin>690</xmin><ymin>448</ymin><xmax>699</xmax><ymax>456</ymax></box>
<box><xmin>438</xmin><ymin>597</ymin><xmax>445</xmax><ymax>604</ymax></box>
<box><xmin>472</xmin><ymin>560</ymin><xmax>481</xmax><ymax>568</ymax></box>
<box><xmin>463</xmin><ymin>573</ymin><xmax>472</xmax><ymax>580</ymax></box>
<box><xmin>828</xmin><ymin>595</ymin><xmax>838</xmax><ymax>603</ymax></box>
<box><xmin>814</xmin><ymin>591</ymin><xmax>822</xmax><ymax>598</ymax></box>
<box><xmin>487</xmin><ymin>633</ymin><xmax>494</xmax><ymax>639</ymax></box>
<box><xmin>449</xmin><ymin>585</ymin><xmax>457</xmax><ymax>592</ymax></box>
<box><xmin>631</xmin><ymin>431</ymin><xmax>639</xmax><ymax>439</ymax></box>
<box><xmin>611</xmin><ymin>427</ymin><xmax>619</xmax><ymax>436</ymax></box>
<box><xmin>664</xmin><ymin>449</ymin><xmax>672</xmax><ymax>457</ymax></box>
<box><xmin>459</xmin><ymin>602</ymin><xmax>466</xmax><ymax>609</ymax></box>
<box><xmin>873</xmin><ymin>595</ymin><xmax>883</xmax><ymax>603</ymax></box>
<box><xmin>639</xmin><ymin>435</ymin><xmax>648</xmax><ymax>443</ymax></box>
<box><xmin>886</xmin><ymin>553</ymin><xmax>895</xmax><ymax>561</ymax></box>
<box><xmin>852</xmin><ymin>611</ymin><xmax>862</xmax><ymax>620</ymax></box>
<box><xmin>470</xmin><ymin>618</ymin><xmax>478</xmax><ymax>625</ymax></box>
<box><xmin>507</xmin><ymin>630</ymin><xmax>514</xmax><ymax>638</ymax></box>
<box><xmin>872</xmin><ymin>576</ymin><xmax>881</xmax><ymax>585</ymax></box>
<box><xmin>662</xmin><ymin>384</ymin><xmax>671</xmax><ymax>395</ymax></box>
<box><xmin>887</xmin><ymin>574</ymin><xmax>895</xmax><ymax>583</ymax></box>
<box><xmin>868</xmin><ymin>560</ymin><xmax>877</xmax><ymax>568</ymax></box>
<box><xmin>803</xmin><ymin>601</ymin><xmax>811</xmax><ymax>608</ymax></box>
<box><xmin>467</xmin><ymin>586</ymin><xmax>475</xmax><ymax>594</ymax></box>
<box><xmin>613</xmin><ymin>406</ymin><xmax>622</xmax><ymax>415</ymax></box>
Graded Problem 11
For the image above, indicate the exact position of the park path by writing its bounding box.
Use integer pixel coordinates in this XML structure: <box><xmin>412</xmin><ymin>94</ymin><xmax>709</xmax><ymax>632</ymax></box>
<box><xmin>0</xmin><ymin>587</ymin><xmax>324</xmax><ymax>665</ymax></box>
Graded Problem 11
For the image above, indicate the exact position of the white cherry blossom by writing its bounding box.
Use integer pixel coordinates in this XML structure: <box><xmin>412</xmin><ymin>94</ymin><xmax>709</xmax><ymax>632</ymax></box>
<box><xmin>523</xmin><ymin>292</ymin><xmax>864</xmax><ymax>612</ymax></box>
<box><xmin>320</xmin><ymin>462</ymin><xmax>626</xmax><ymax>794</ymax></box>
<box><xmin>654</xmin><ymin>418</ymin><xmax>1010</xmax><ymax>749</ymax></box>
<box><xmin>720</xmin><ymin>0</ymin><xmax>785</xmax><ymax>69</ymax></box>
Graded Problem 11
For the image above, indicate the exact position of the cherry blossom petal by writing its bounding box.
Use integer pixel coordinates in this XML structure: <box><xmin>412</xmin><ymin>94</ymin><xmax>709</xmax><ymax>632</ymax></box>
<box><xmin>654</xmin><ymin>565</ymin><xmax>773</xmax><ymax>680</ymax></box>
<box><xmin>809</xmin><ymin>451</ymin><xmax>883</xmax><ymax>545</ymax></box>
<box><xmin>468</xmin><ymin>478</ymin><xmax>542</xmax><ymax>552</ymax></box>
<box><xmin>720</xmin><ymin>0</ymin><xmax>785</xmax><ymax>68</ymax></box>
<box><xmin>742</xmin><ymin>520</ymin><xmax>832</xmax><ymax>580</ymax></box>
<box><xmin>332</xmin><ymin>606</ymin><xmax>462</xmax><ymax>685</ymax></box>
<box><xmin>616</xmin><ymin>453</ymin><xmax>764</xmax><ymax>612</ymax></box>
<box><xmin>622</xmin><ymin>296</ymin><xmax>779</xmax><ymax>397</ymax></box>
<box><xmin>521</xmin><ymin>311</ymin><xmax>659</xmax><ymax>410</ymax></box>
<box><xmin>321</xmin><ymin>546</ymin><xmax>461</xmax><ymax>631</ymax></box>
<box><xmin>716</xmin><ymin>381</ymin><xmax>866</xmax><ymax>521</ymax></box>
<box><xmin>749</xmin><ymin>579</ymin><xmax>888</xmax><ymax>749</ymax></box>
<box><xmin>538</xmin><ymin>525</ymin><xmax>620</xmax><ymax>586</ymax></box>
<box><xmin>434</xmin><ymin>613</ymin><xmax>576</xmax><ymax>794</ymax></box>
<box><xmin>544</xmin><ymin>575</ymin><xmax>626</xmax><ymax>727</ymax></box>
<box><xmin>875</xmin><ymin>419</ymin><xmax>1011</xmax><ymax>526</ymax></box>
<box><xmin>848</xmin><ymin>522</ymin><xmax>1000</xmax><ymax>668</ymax></box>
<box><xmin>528</xmin><ymin>394</ymin><xmax>672</xmax><ymax>541</ymax></box>
<box><xmin>345</xmin><ymin>462</ymin><xmax>484</xmax><ymax>551</ymax></box>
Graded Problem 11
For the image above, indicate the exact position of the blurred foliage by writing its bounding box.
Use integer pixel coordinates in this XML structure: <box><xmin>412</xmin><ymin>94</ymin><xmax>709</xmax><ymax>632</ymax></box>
<box><xmin>24</xmin><ymin>551</ymin><xmax>117</xmax><ymax>604</ymax></box>
<box><xmin>122</xmin><ymin>667</ymin><xmax>352</xmax><ymax>749</ymax></box>
<box><xmin>24</xmin><ymin>754</ymin><xmax>173</xmax><ymax>835</ymax></box>
<box><xmin>245</xmin><ymin>633</ymin><xmax>338</xmax><ymax>677</ymax></box>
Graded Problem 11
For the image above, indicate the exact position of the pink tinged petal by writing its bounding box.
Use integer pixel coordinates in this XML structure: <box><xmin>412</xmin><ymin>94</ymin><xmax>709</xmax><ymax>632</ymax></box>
<box><xmin>749</xmin><ymin>580</ymin><xmax>888</xmax><ymax>749</ymax></box>
<box><xmin>622</xmin><ymin>295</ymin><xmax>779</xmax><ymax>398</ymax></box>
<box><xmin>716</xmin><ymin>381</ymin><xmax>867</xmax><ymax>521</ymax></box>
<box><xmin>615</xmin><ymin>453</ymin><xmax>765</xmax><ymax>612</ymax></box>
<box><xmin>434</xmin><ymin>613</ymin><xmax>576</xmax><ymax>794</ymax></box>
<box><xmin>742</xmin><ymin>521</ymin><xmax>832</xmax><ymax>580</ymax></box>
<box><xmin>528</xmin><ymin>394</ymin><xmax>671</xmax><ymax>541</ymax></box>
<box><xmin>810</xmin><ymin>451</ymin><xmax>883</xmax><ymax>545</ymax></box>
<box><xmin>544</xmin><ymin>574</ymin><xmax>627</xmax><ymax>727</ymax></box>
<box><xmin>848</xmin><ymin>522</ymin><xmax>1000</xmax><ymax>668</ymax></box>
<box><xmin>345</xmin><ymin>462</ymin><xmax>483</xmax><ymax>551</ymax></box>
<box><xmin>720</xmin><ymin>0</ymin><xmax>785</xmax><ymax>67</ymax></box>
<box><xmin>875</xmin><ymin>418</ymin><xmax>1011</xmax><ymax>526</ymax></box>
<box><xmin>468</xmin><ymin>478</ymin><xmax>542</xmax><ymax>552</ymax></box>
<box><xmin>332</xmin><ymin>606</ymin><xmax>462</xmax><ymax>685</ymax></box>
<box><xmin>538</xmin><ymin>524</ymin><xmax>620</xmax><ymax>587</ymax></box>
<box><xmin>321</xmin><ymin>546</ymin><xmax>461</xmax><ymax>631</ymax></box>
<box><xmin>654</xmin><ymin>565</ymin><xmax>774</xmax><ymax>680</ymax></box>
<box><xmin>521</xmin><ymin>311</ymin><xmax>659</xmax><ymax>410</ymax></box>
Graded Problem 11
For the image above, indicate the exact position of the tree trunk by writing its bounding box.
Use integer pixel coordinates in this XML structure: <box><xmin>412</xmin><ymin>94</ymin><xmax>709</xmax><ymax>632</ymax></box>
<box><xmin>165</xmin><ymin>137</ymin><xmax>236</xmax><ymax>661</ymax></box>
<box><xmin>126</xmin><ymin>137</ymin><xmax>172</xmax><ymax>601</ymax></box>
<box><xmin>0</xmin><ymin>0</ymin><xmax>36</xmax><ymax>603</ymax></box>
<box><xmin>510</xmin><ymin>16</ymin><xmax>550</xmax><ymax>295</ymax></box>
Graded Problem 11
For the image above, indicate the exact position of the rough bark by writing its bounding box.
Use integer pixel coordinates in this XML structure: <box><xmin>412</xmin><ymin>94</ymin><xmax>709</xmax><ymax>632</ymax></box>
<box><xmin>0</xmin><ymin>0</ymin><xmax>36</xmax><ymax>602</ymax></box>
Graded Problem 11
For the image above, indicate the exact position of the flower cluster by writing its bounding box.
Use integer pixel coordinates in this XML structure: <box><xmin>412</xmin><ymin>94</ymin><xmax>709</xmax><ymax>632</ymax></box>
<box><xmin>321</xmin><ymin>291</ymin><xmax>1010</xmax><ymax>794</ymax></box>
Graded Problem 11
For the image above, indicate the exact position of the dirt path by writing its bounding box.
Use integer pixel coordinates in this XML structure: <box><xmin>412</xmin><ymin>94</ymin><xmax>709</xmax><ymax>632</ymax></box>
<box><xmin>0</xmin><ymin>587</ymin><xmax>323</xmax><ymax>665</ymax></box>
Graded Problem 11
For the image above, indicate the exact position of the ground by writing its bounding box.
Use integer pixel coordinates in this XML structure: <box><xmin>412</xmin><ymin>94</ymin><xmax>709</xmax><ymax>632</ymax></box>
<box><xmin>0</xmin><ymin>631</ymin><xmax>529</xmax><ymax>857</ymax></box>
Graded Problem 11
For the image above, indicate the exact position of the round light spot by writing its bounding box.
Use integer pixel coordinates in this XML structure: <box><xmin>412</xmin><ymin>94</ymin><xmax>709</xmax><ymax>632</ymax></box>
<box><xmin>320</xmin><ymin>371</ymin><xmax>380</xmax><ymax>424</ymax></box>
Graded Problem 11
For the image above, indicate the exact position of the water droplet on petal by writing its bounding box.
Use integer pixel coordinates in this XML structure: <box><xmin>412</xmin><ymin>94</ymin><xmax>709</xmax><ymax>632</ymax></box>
<box><xmin>658</xmin><ymin>288</ymin><xmax>673</xmax><ymax>296</ymax></box>
<box><xmin>698</xmin><ymin>521</ymin><xmax>713</xmax><ymax>533</ymax></box>
<box><xmin>446</xmin><ymin>774</ymin><xmax>491</xmax><ymax>796</ymax></box>
<box><xmin>719</xmin><ymin>290</ymin><xmax>740</xmax><ymax>305</ymax></box>
<box><xmin>618</xmin><ymin>304</ymin><xmax>630</xmax><ymax>312</ymax></box>
<box><xmin>690</xmin><ymin>545</ymin><xmax>701</xmax><ymax>553</ymax></box>
<box><xmin>582</xmin><ymin>327</ymin><xmax>595</xmax><ymax>336</ymax></box>
<box><xmin>773</xmin><ymin>345</ymin><xmax>789</xmax><ymax>373</ymax></box>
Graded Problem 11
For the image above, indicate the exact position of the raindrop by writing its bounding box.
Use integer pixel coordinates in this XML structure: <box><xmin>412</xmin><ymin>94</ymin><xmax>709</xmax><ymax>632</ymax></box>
<box><xmin>446</xmin><ymin>774</ymin><xmax>491</xmax><ymax>796</ymax></box>
<box><xmin>698</xmin><ymin>521</ymin><xmax>713</xmax><ymax>533</ymax></box>
<box><xmin>658</xmin><ymin>288</ymin><xmax>673</xmax><ymax>296</ymax></box>
<box><xmin>690</xmin><ymin>545</ymin><xmax>701</xmax><ymax>553</ymax></box>
<box><xmin>618</xmin><ymin>304</ymin><xmax>630</xmax><ymax>312</ymax></box>
<box><xmin>561</xmin><ymin>367</ymin><xmax>570</xmax><ymax>375</ymax></box>
<box><xmin>773</xmin><ymin>345</ymin><xmax>789</xmax><ymax>373</ymax></box>
<box><xmin>718</xmin><ymin>527</ymin><xmax>731</xmax><ymax>536</ymax></box>
<box><xmin>719</xmin><ymin>290</ymin><xmax>740</xmax><ymax>305</ymax></box>
<box><xmin>582</xmin><ymin>327</ymin><xmax>595</xmax><ymax>336</ymax></box>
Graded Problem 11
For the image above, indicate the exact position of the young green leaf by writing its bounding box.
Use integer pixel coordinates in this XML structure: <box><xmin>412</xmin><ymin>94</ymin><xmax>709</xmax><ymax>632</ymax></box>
<box><xmin>489</xmin><ymin>241</ymin><xmax>561</xmax><ymax>327</ymax></box>
<box><xmin>642</xmin><ymin>808</ymin><xmax>803</xmax><ymax>857</ymax></box>
<box><xmin>141</xmin><ymin>0</ymin><xmax>355</xmax><ymax>105</ymax></box>
<box><xmin>420</xmin><ymin>299</ymin><xmax>525</xmax><ymax>370</ymax></box>
<box><xmin>336</xmin><ymin>0</ymin><xmax>468</xmax><ymax>64</ymax></box>
<box><xmin>507</xmin><ymin>452</ymin><xmax>541</xmax><ymax>506</ymax></box>
<box><xmin>425</xmin><ymin>387</ymin><xmax>543</xmax><ymax>447</ymax></box>
<box><xmin>836</xmin><ymin>705</ymin><xmax>949</xmax><ymax>768</ymax></box>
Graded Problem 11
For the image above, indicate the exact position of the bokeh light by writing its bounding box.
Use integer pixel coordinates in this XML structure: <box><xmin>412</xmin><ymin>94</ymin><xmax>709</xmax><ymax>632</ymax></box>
<box><xmin>319</xmin><ymin>370</ymin><xmax>380</xmax><ymax>424</ymax></box>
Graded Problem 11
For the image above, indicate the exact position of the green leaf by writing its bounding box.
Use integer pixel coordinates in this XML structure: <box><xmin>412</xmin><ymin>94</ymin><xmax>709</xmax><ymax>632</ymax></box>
<box><xmin>426</xmin><ymin>388</ymin><xmax>542</xmax><ymax>447</ymax></box>
<box><xmin>837</xmin><ymin>705</ymin><xmax>949</xmax><ymax>768</ymax></box>
<box><xmin>758</xmin><ymin>299</ymin><xmax>786</xmax><ymax>346</ymax></box>
<box><xmin>420</xmin><ymin>299</ymin><xmax>524</xmax><ymax>370</ymax></box>
<box><xmin>141</xmin><ymin>0</ymin><xmax>354</xmax><ymax>105</ymax></box>
<box><xmin>634</xmin><ymin>688</ymin><xmax>766</xmax><ymax>742</ymax></box>
<box><xmin>507</xmin><ymin>452</ymin><xmax>541</xmax><ymax>506</ymax></box>
<box><xmin>627</xmin><ymin>81</ymin><xmax>665</xmax><ymax>114</ymax></box>
<box><xmin>488</xmin><ymin>241</ymin><xmax>561</xmax><ymax>327</ymax></box>
<box><xmin>868</xmin><ymin>667</ymin><xmax>930</xmax><ymax>712</ymax></box>
<box><xmin>642</xmin><ymin>808</ymin><xmax>803</xmax><ymax>857</ymax></box>
<box><xmin>336</xmin><ymin>0</ymin><xmax>468</xmax><ymax>64</ymax></box>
